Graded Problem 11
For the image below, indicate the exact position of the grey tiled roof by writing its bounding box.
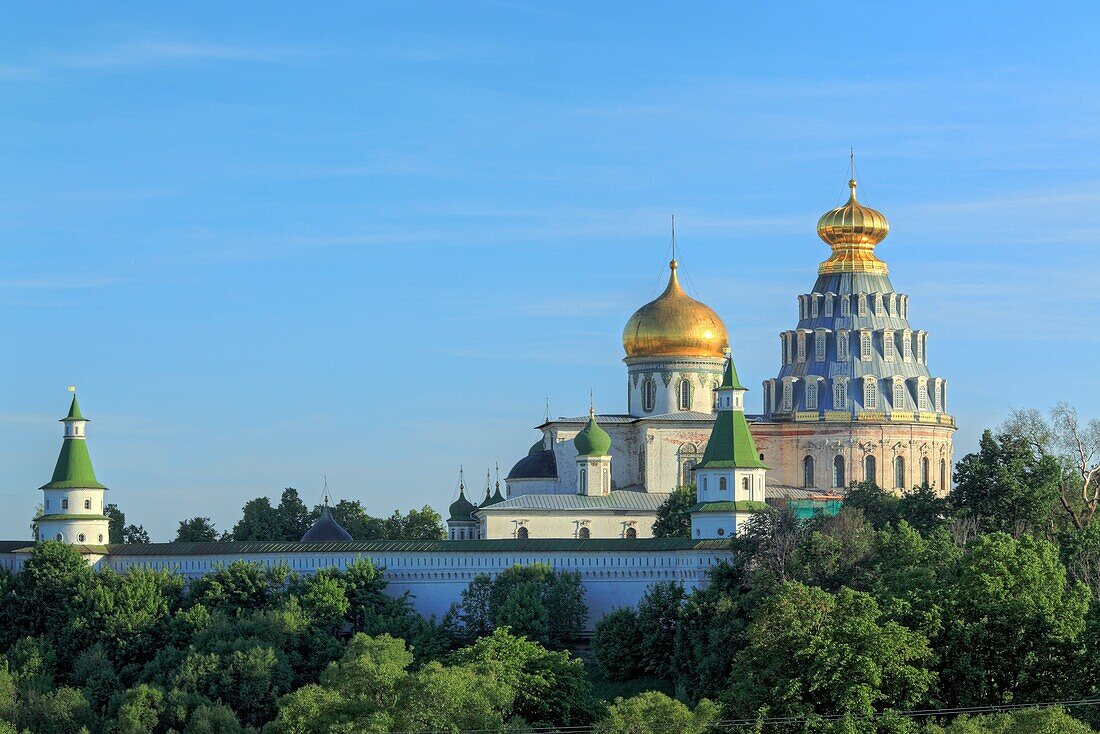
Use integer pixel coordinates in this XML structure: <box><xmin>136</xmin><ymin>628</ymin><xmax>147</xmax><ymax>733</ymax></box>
<box><xmin>476</xmin><ymin>489</ymin><xmax>672</xmax><ymax>512</ymax></box>
<box><xmin>766</xmin><ymin>484</ymin><xmax>845</xmax><ymax>500</ymax></box>
<box><xmin>547</xmin><ymin>411</ymin><xmax>714</xmax><ymax>425</ymax></box>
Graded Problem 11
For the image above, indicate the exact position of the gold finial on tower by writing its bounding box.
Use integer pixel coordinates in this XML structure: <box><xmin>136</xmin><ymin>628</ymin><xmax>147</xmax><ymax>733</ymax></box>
<box><xmin>816</xmin><ymin>166</ymin><xmax>890</xmax><ymax>275</ymax></box>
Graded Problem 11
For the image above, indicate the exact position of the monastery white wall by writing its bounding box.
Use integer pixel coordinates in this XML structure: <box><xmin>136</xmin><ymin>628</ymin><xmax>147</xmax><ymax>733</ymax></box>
<box><xmin>0</xmin><ymin>547</ymin><xmax>733</xmax><ymax>631</ymax></box>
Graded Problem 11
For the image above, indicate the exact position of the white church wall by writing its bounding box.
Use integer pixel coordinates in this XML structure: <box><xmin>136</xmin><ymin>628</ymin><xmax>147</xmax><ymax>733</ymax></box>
<box><xmin>480</xmin><ymin>511</ymin><xmax>658</xmax><ymax>540</ymax></box>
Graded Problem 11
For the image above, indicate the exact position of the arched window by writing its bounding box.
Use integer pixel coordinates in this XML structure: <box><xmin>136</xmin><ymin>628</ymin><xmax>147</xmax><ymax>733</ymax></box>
<box><xmin>678</xmin><ymin>379</ymin><xmax>692</xmax><ymax>410</ymax></box>
<box><xmin>837</xmin><ymin>330</ymin><xmax>849</xmax><ymax>362</ymax></box>
<box><xmin>84</xmin><ymin>499</ymin><xmax>91</xmax><ymax>510</ymax></box>
<box><xmin>917</xmin><ymin>380</ymin><xmax>929</xmax><ymax>411</ymax></box>
<box><xmin>864</xmin><ymin>378</ymin><xmax>878</xmax><ymax>410</ymax></box>
<box><xmin>883</xmin><ymin>330</ymin><xmax>895</xmax><ymax>361</ymax></box>
<box><xmin>833</xmin><ymin>380</ymin><xmax>848</xmax><ymax>410</ymax></box>
<box><xmin>625</xmin><ymin>527</ymin><xmax>638</xmax><ymax>539</ymax></box>
<box><xmin>78</xmin><ymin>533</ymin><xmax>85</xmax><ymax>543</ymax></box>
<box><xmin>701</xmin><ymin>476</ymin><xmax>707</xmax><ymax>491</ymax></box>
<box><xmin>578</xmin><ymin>526</ymin><xmax>591</xmax><ymax>539</ymax></box>
<box><xmin>742</xmin><ymin>476</ymin><xmax>750</xmax><ymax>491</ymax></box>
<box><xmin>638</xmin><ymin>447</ymin><xmax>646</xmax><ymax>484</ymax></box>
<box><xmin>814</xmin><ymin>330</ymin><xmax>826</xmax><ymax>361</ymax></box>
<box><xmin>55</xmin><ymin>533</ymin><xmax>63</xmax><ymax>541</ymax></box>
<box><xmin>893</xmin><ymin>379</ymin><xmax>906</xmax><ymax>410</ymax></box>
<box><xmin>803</xmin><ymin>456</ymin><xmax>815</xmax><ymax>488</ymax></box>
<box><xmin>824</xmin><ymin>295</ymin><xmax>834</xmax><ymax>317</ymax></box>
<box><xmin>98</xmin><ymin>534</ymin><xmax>104</xmax><ymax>543</ymax></box>
<box><xmin>865</xmin><ymin>455</ymin><xmax>877</xmax><ymax>484</ymax></box>
<box><xmin>782</xmin><ymin>380</ymin><xmax>793</xmax><ymax>412</ymax></box>
<box><xmin>682</xmin><ymin>459</ymin><xmax>697</xmax><ymax>486</ymax></box>
<box><xmin>719</xmin><ymin>476</ymin><xmax>727</xmax><ymax>491</ymax></box>
<box><xmin>840</xmin><ymin>295</ymin><xmax>850</xmax><ymax>316</ymax></box>
<box><xmin>796</xmin><ymin>332</ymin><xmax>807</xmax><ymax>362</ymax></box>
<box><xmin>806</xmin><ymin>380</ymin><xmax>819</xmax><ymax>410</ymax></box>
<box><xmin>713</xmin><ymin>381</ymin><xmax>720</xmax><ymax>410</ymax></box>
<box><xmin>860</xmin><ymin>331</ymin><xmax>873</xmax><ymax>361</ymax></box>
<box><xmin>940</xmin><ymin>459</ymin><xmax>947</xmax><ymax>489</ymax></box>
<box><xmin>643</xmin><ymin>379</ymin><xmax>656</xmax><ymax>412</ymax></box>
<box><xmin>832</xmin><ymin>456</ymin><xmax>846</xmax><ymax>488</ymax></box>
<box><xmin>921</xmin><ymin>457</ymin><xmax>930</xmax><ymax>486</ymax></box>
<box><xmin>894</xmin><ymin>456</ymin><xmax>906</xmax><ymax>489</ymax></box>
<box><xmin>517</xmin><ymin>526</ymin><xmax>529</xmax><ymax>539</ymax></box>
<box><xmin>579</xmin><ymin>468</ymin><xmax>587</xmax><ymax>493</ymax></box>
<box><xmin>857</xmin><ymin>294</ymin><xmax>868</xmax><ymax>316</ymax></box>
<box><xmin>61</xmin><ymin>499</ymin><xmax>69</xmax><ymax>510</ymax></box>
<box><xmin>460</xmin><ymin>529</ymin><xmax>466</xmax><ymax>540</ymax></box>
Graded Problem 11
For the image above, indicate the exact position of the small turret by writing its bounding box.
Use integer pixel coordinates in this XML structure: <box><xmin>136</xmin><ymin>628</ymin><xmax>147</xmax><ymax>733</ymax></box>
<box><xmin>446</xmin><ymin>468</ymin><xmax>480</xmax><ymax>540</ymax></box>
<box><xmin>574</xmin><ymin>407</ymin><xmax>612</xmax><ymax>496</ymax></box>
<box><xmin>692</xmin><ymin>356</ymin><xmax>769</xmax><ymax>539</ymax></box>
<box><xmin>37</xmin><ymin>391</ymin><xmax>111</xmax><ymax>546</ymax></box>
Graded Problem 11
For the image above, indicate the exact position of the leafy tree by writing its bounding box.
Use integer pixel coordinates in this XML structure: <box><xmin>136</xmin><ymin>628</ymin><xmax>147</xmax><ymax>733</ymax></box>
<box><xmin>724</xmin><ymin>582</ymin><xmax>935</xmax><ymax>720</ymax></box>
<box><xmin>635</xmin><ymin>582</ymin><xmax>686</xmax><ymax>680</ymax></box>
<box><xmin>111</xmin><ymin>683</ymin><xmax>164</xmax><ymax>734</ymax></box>
<box><xmin>1</xmin><ymin>542</ymin><xmax>94</xmax><ymax>654</ymax></box>
<box><xmin>898</xmin><ymin>483</ymin><xmax>951</xmax><ymax>533</ymax></box>
<box><xmin>176</xmin><ymin>517</ymin><xmax>219</xmax><ymax>543</ymax></box>
<box><xmin>276</xmin><ymin>488</ymin><xmax>312</xmax><ymax>541</ymax></box>
<box><xmin>937</xmin><ymin>532</ymin><xmax>1090</xmax><ymax>706</ymax></box>
<box><xmin>595</xmin><ymin>691</ymin><xmax>718</xmax><ymax>734</ymax></box>
<box><xmin>792</xmin><ymin>507</ymin><xmax>877</xmax><ymax>591</ymax></box>
<box><xmin>184</xmin><ymin>703</ymin><xmax>243</xmax><ymax>734</ymax></box>
<box><xmin>105</xmin><ymin>503</ymin><xmax>127</xmax><ymax>544</ymax></box>
<box><xmin>843</xmin><ymin>481</ymin><xmax>902</xmax><ymax>529</ymax></box>
<box><xmin>185</xmin><ymin>561</ymin><xmax>290</xmax><ymax>613</ymax></box>
<box><xmin>952</xmin><ymin>429</ymin><xmax>1061</xmax><ymax>535</ymax></box>
<box><xmin>125</xmin><ymin>525</ymin><xmax>151</xmax><ymax>543</ymax></box>
<box><xmin>86</xmin><ymin>568</ymin><xmax>183</xmax><ymax>669</ymax></box>
<box><xmin>14</xmin><ymin>686</ymin><xmax>93</xmax><ymax>734</ymax></box>
<box><xmin>926</xmin><ymin>707</ymin><xmax>1097</xmax><ymax>733</ymax></box>
<box><xmin>453</xmin><ymin>564</ymin><xmax>586</xmax><ymax>648</ymax></box>
<box><xmin>652</xmin><ymin>486</ymin><xmax>696</xmax><ymax>538</ymax></box>
<box><xmin>448</xmin><ymin>628</ymin><xmax>601</xmax><ymax>726</ymax></box>
<box><xmin>231</xmin><ymin>497</ymin><xmax>281</xmax><ymax>541</ymax></box>
<box><xmin>592</xmin><ymin>608</ymin><xmax>644</xmax><ymax>681</ymax></box>
<box><xmin>382</xmin><ymin>505</ymin><xmax>446</xmax><ymax>541</ymax></box>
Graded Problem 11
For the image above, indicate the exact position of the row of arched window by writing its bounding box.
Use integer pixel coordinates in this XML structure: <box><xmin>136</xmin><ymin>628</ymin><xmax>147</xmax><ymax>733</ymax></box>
<box><xmin>638</xmin><ymin>376</ymin><xmax>721</xmax><ymax>413</ymax></box>
<box><xmin>780</xmin><ymin>328</ymin><xmax>928</xmax><ymax>366</ymax></box>
<box><xmin>802</xmin><ymin>454</ymin><xmax>949</xmax><ymax>489</ymax></box>
<box><xmin>509</xmin><ymin>526</ymin><xmax>637</xmax><ymax>540</ymax></box>
<box><xmin>764</xmin><ymin>376</ymin><xmax>947</xmax><ymax>414</ymax></box>
<box><xmin>798</xmin><ymin>292</ymin><xmax>910</xmax><ymax>320</ymax></box>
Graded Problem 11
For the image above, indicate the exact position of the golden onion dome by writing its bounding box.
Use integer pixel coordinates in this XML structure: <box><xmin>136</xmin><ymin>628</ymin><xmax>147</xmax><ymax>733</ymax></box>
<box><xmin>817</xmin><ymin>179</ymin><xmax>890</xmax><ymax>275</ymax></box>
<box><xmin>622</xmin><ymin>259</ymin><xmax>729</xmax><ymax>359</ymax></box>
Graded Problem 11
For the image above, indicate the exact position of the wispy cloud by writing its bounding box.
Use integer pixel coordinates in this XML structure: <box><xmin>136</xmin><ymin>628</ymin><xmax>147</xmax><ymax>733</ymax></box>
<box><xmin>0</xmin><ymin>40</ymin><xmax>302</xmax><ymax>79</ymax></box>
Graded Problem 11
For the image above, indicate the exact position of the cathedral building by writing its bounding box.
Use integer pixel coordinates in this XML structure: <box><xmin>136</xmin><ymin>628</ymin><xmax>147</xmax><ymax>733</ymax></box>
<box><xmin>458</xmin><ymin>176</ymin><xmax>955</xmax><ymax>540</ymax></box>
<box><xmin>751</xmin><ymin>179</ymin><xmax>955</xmax><ymax>496</ymax></box>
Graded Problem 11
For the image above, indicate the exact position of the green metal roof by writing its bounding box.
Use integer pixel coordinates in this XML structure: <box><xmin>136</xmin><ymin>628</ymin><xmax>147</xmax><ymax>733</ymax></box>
<box><xmin>40</xmin><ymin>436</ymin><xmax>107</xmax><ymax>490</ymax></box>
<box><xmin>94</xmin><ymin>537</ymin><xmax>733</xmax><ymax>556</ymax></box>
<box><xmin>573</xmin><ymin>410</ymin><xmax>611</xmax><ymax>456</ymax></box>
<box><xmin>688</xmin><ymin>501</ymin><xmax>770</xmax><ymax>513</ymax></box>
<box><xmin>697</xmin><ymin>408</ymin><xmax>767</xmax><ymax>470</ymax></box>
<box><xmin>720</xmin><ymin>355</ymin><xmax>745</xmax><ymax>390</ymax></box>
<box><xmin>63</xmin><ymin>395</ymin><xmax>86</xmax><ymax>421</ymax></box>
<box><xmin>448</xmin><ymin>487</ymin><xmax>477</xmax><ymax>522</ymax></box>
<box><xmin>36</xmin><ymin>514</ymin><xmax>110</xmax><ymax>522</ymax></box>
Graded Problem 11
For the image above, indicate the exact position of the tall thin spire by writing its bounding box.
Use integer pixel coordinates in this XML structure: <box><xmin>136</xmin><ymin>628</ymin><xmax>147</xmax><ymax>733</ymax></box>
<box><xmin>671</xmin><ymin>214</ymin><xmax>677</xmax><ymax>264</ymax></box>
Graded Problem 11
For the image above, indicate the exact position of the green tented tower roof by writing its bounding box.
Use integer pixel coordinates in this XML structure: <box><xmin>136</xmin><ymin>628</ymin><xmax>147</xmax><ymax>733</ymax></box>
<box><xmin>41</xmin><ymin>397</ymin><xmax>107</xmax><ymax>490</ymax></box>
<box><xmin>697</xmin><ymin>356</ymin><xmax>767</xmax><ymax>470</ymax></box>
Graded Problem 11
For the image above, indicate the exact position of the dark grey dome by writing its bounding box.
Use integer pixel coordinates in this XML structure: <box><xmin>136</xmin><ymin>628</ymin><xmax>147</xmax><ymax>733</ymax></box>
<box><xmin>301</xmin><ymin>507</ymin><xmax>353</xmax><ymax>542</ymax></box>
<box><xmin>506</xmin><ymin>449</ymin><xmax>557</xmax><ymax>480</ymax></box>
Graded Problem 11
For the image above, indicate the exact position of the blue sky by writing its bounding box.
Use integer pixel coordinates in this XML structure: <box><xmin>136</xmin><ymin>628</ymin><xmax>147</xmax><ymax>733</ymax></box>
<box><xmin>3</xmin><ymin>2</ymin><xmax>1100</xmax><ymax>540</ymax></box>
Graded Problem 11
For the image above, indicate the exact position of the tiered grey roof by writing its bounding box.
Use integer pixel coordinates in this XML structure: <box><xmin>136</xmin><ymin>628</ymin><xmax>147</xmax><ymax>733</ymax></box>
<box><xmin>765</xmin><ymin>270</ymin><xmax>949</xmax><ymax>417</ymax></box>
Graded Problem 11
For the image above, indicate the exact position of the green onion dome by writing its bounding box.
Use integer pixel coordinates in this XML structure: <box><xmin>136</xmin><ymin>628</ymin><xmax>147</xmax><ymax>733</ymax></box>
<box><xmin>573</xmin><ymin>409</ymin><xmax>611</xmax><ymax>457</ymax></box>
<box><xmin>448</xmin><ymin>485</ymin><xmax>477</xmax><ymax>522</ymax></box>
